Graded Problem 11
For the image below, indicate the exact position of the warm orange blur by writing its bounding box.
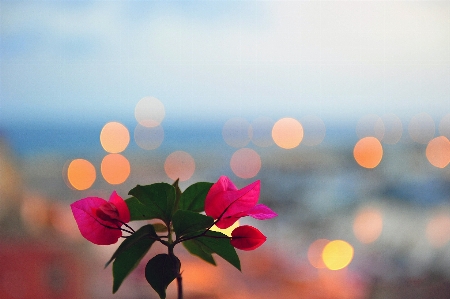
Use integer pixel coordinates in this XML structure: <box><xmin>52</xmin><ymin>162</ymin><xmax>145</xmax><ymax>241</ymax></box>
<box><xmin>353</xmin><ymin>207</ymin><xmax>383</xmax><ymax>244</ymax></box>
<box><xmin>100</xmin><ymin>122</ymin><xmax>130</xmax><ymax>153</ymax></box>
<box><xmin>230</xmin><ymin>148</ymin><xmax>261</xmax><ymax>179</ymax></box>
<box><xmin>272</xmin><ymin>117</ymin><xmax>303</xmax><ymax>149</ymax></box>
<box><xmin>426</xmin><ymin>212</ymin><xmax>450</xmax><ymax>248</ymax></box>
<box><xmin>66</xmin><ymin>159</ymin><xmax>96</xmax><ymax>190</ymax></box>
<box><xmin>164</xmin><ymin>151</ymin><xmax>195</xmax><ymax>181</ymax></box>
<box><xmin>353</xmin><ymin>137</ymin><xmax>383</xmax><ymax>168</ymax></box>
<box><xmin>425</xmin><ymin>136</ymin><xmax>450</xmax><ymax>168</ymax></box>
<box><xmin>101</xmin><ymin>153</ymin><xmax>130</xmax><ymax>184</ymax></box>
<box><xmin>308</xmin><ymin>239</ymin><xmax>329</xmax><ymax>269</ymax></box>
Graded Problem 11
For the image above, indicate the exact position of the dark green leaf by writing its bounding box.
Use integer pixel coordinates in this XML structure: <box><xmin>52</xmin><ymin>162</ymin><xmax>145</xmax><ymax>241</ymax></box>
<box><xmin>179</xmin><ymin>182</ymin><xmax>213</xmax><ymax>212</ymax></box>
<box><xmin>128</xmin><ymin>183</ymin><xmax>176</xmax><ymax>223</ymax></box>
<box><xmin>112</xmin><ymin>225</ymin><xmax>157</xmax><ymax>293</ymax></box>
<box><xmin>106</xmin><ymin>224</ymin><xmax>157</xmax><ymax>268</ymax></box>
<box><xmin>145</xmin><ymin>254</ymin><xmax>181</xmax><ymax>299</ymax></box>
<box><xmin>172</xmin><ymin>210</ymin><xmax>214</xmax><ymax>238</ymax></box>
<box><xmin>125</xmin><ymin>196</ymin><xmax>158</xmax><ymax>221</ymax></box>
<box><xmin>189</xmin><ymin>231</ymin><xmax>241</xmax><ymax>271</ymax></box>
<box><xmin>182</xmin><ymin>239</ymin><xmax>216</xmax><ymax>265</ymax></box>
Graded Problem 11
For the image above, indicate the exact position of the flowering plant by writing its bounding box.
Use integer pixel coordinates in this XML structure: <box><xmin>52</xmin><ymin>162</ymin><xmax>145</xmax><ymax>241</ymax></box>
<box><xmin>71</xmin><ymin>176</ymin><xmax>277</xmax><ymax>299</ymax></box>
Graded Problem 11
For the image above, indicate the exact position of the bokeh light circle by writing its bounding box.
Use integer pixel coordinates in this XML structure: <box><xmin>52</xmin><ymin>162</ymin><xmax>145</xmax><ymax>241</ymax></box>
<box><xmin>135</xmin><ymin>96</ymin><xmax>165</xmax><ymax>127</ymax></box>
<box><xmin>272</xmin><ymin>118</ymin><xmax>304</xmax><ymax>149</ymax></box>
<box><xmin>439</xmin><ymin>114</ymin><xmax>450</xmax><ymax>139</ymax></box>
<box><xmin>356</xmin><ymin>114</ymin><xmax>385</xmax><ymax>140</ymax></box>
<box><xmin>134</xmin><ymin>124</ymin><xmax>164</xmax><ymax>150</ymax></box>
<box><xmin>222</xmin><ymin>117</ymin><xmax>252</xmax><ymax>148</ymax></box>
<box><xmin>164</xmin><ymin>151</ymin><xmax>195</xmax><ymax>182</ymax></box>
<box><xmin>426</xmin><ymin>136</ymin><xmax>450</xmax><ymax>168</ymax></box>
<box><xmin>322</xmin><ymin>240</ymin><xmax>354</xmax><ymax>271</ymax></box>
<box><xmin>101</xmin><ymin>154</ymin><xmax>131</xmax><ymax>185</ymax></box>
<box><xmin>353</xmin><ymin>207</ymin><xmax>383</xmax><ymax>244</ymax></box>
<box><xmin>380</xmin><ymin>113</ymin><xmax>403</xmax><ymax>144</ymax></box>
<box><xmin>230</xmin><ymin>148</ymin><xmax>262</xmax><ymax>179</ymax></box>
<box><xmin>100</xmin><ymin>122</ymin><xmax>130</xmax><ymax>153</ymax></box>
<box><xmin>426</xmin><ymin>212</ymin><xmax>450</xmax><ymax>248</ymax></box>
<box><xmin>353</xmin><ymin>137</ymin><xmax>383</xmax><ymax>169</ymax></box>
<box><xmin>408</xmin><ymin>113</ymin><xmax>435</xmax><ymax>144</ymax></box>
<box><xmin>66</xmin><ymin>159</ymin><xmax>96</xmax><ymax>190</ymax></box>
<box><xmin>307</xmin><ymin>239</ymin><xmax>329</xmax><ymax>269</ymax></box>
<box><xmin>301</xmin><ymin>115</ymin><xmax>326</xmax><ymax>146</ymax></box>
<box><xmin>251</xmin><ymin>117</ymin><xmax>275</xmax><ymax>147</ymax></box>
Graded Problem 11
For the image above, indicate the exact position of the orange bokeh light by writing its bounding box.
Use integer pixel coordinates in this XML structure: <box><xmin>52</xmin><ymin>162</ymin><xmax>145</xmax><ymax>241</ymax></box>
<box><xmin>164</xmin><ymin>151</ymin><xmax>195</xmax><ymax>182</ymax></box>
<box><xmin>426</xmin><ymin>212</ymin><xmax>450</xmax><ymax>248</ymax></box>
<box><xmin>353</xmin><ymin>207</ymin><xmax>383</xmax><ymax>244</ymax></box>
<box><xmin>100</xmin><ymin>122</ymin><xmax>130</xmax><ymax>153</ymax></box>
<box><xmin>308</xmin><ymin>239</ymin><xmax>329</xmax><ymax>269</ymax></box>
<box><xmin>353</xmin><ymin>137</ymin><xmax>383</xmax><ymax>169</ymax></box>
<box><xmin>426</xmin><ymin>136</ymin><xmax>450</xmax><ymax>168</ymax></box>
<box><xmin>101</xmin><ymin>154</ymin><xmax>130</xmax><ymax>185</ymax></box>
<box><xmin>66</xmin><ymin>159</ymin><xmax>96</xmax><ymax>190</ymax></box>
<box><xmin>272</xmin><ymin>118</ymin><xmax>304</xmax><ymax>149</ymax></box>
<box><xmin>230</xmin><ymin>148</ymin><xmax>261</xmax><ymax>179</ymax></box>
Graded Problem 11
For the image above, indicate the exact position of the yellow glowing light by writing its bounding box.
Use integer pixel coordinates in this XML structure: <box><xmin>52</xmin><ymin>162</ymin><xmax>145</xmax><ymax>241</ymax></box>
<box><xmin>66</xmin><ymin>159</ymin><xmax>96</xmax><ymax>190</ymax></box>
<box><xmin>210</xmin><ymin>220</ymin><xmax>240</xmax><ymax>237</ymax></box>
<box><xmin>426</xmin><ymin>212</ymin><xmax>450</xmax><ymax>248</ymax></box>
<box><xmin>135</xmin><ymin>96</ymin><xmax>165</xmax><ymax>127</ymax></box>
<box><xmin>307</xmin><ymin>239</ymin><xmax>329</xmax><ymax>269</ymax></box>
<box><xmin>101</xmin><ymin>154</ymin><xmax>130</xmax><ymax>185</ymax></box>
<box><xmin>134</xmin><ymin>124</ymin><xmax>164</xmax><ymax>150</ymax></box>
<box><xmin>353</xmin><ymin>207</ymin><xmax>383</xmax><ymax>244</ymax></box>
<box><xmin>300</xmin><ymin>115</ymin><xmax>326</xmax><ymax>146</ymax></box>
<box><xmin>322</xmin><ymin>240</ymin><xmax>354</xmax><ymax>271</ymax></box>
<box><xmin>272</xmin><ymin>118</ymin><xmax>303</xmax><ymax>149</ymax></box>
<box><xmin>100</xmin><ymin>122</ymin><xmax>130</xmax><ymax>153</ymax></box>
<box><xmin>222</xmin><ymin>117</ymin><xmax>252</xmax><ymax>148</ymax></box>
<box><xmin>408</xmin><ymin>113</ymin><xmax>435</xmax><ymax>144</ymax></box>
<box><xmin>164</xmin><ymin>151</ymin><xmax>195</xmax><ymax>182</ymax></box>
<box><xmin>230</xmin><ymin>148</ymin><xmax>261</xmax><ymax>179</ymax></box>
<box><xmin>426</xmin><ymin>136</ymin><xmax>450</xmax><ymax>168</ymax></box>
<box><xmin>381</xmin><ymin>113</ymin><xmax>403</xmax><ymax>144</ymax></box>
<box><xmin>251</xmin><ymin>117</ymin><xmax>275</xmax><ymax>147</ymax></box>
<box><xmin>353</xmin><ymin>137</ymin><xmax>383</xmax><ymax>169</ymax></box>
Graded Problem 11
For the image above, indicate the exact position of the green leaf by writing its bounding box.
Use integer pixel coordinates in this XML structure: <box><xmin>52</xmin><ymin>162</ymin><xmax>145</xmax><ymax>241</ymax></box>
<box><xmin>187</xmin><ymin>231</ymin><xmax>241</xmax><ymax>271</ymax></box>
<box><xmin>145</xmin><ymin>254</ymin><xmax>181</xmax><ymax>299</ymax></box>
<box><xmin>172</xmin><ymin>210</ymin><xmax>214</xmax><ymax>238</ymax></box>
<box><xmin>112</xmin><ymin>225</ymin><xmax>157</xmax><ymax>293</ymax></box>
<box><xmin>106</xmin><ymin>224</ymin><xmax>157</xmax><ymax>268</ymax></box>
<box><xmin>172</xmin><ymin>178</ymin><xmax>182</xmax><ymax>213</ymax></box>
<box><xmin>128</xmin><ymin>183</ymin><xmax>176</xmax><ymax>223</ymax></box>
<box><xmin>125</xmin><ymin>196</ymin><xmax>158</xmax><ymax>221</ymax></box>
<box><xmin>179</xmin><ymin>182</ymin><xmax>213</xmax><ymax>212</ymax></box>
<box><xmin>182</xmin><ymin>240</ymin><xmax>216</xmax><ymax>266</ymax></box>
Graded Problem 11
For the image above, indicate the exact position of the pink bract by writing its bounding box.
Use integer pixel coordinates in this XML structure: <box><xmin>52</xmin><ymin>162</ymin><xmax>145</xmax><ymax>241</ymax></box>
<box><xmin>205</xmin><ymin>176</ymin><xmax>277</xmax><ymax>229</ymax></box>
<box><xmin>230</xmin><ymin>225</ymin><xmax>267</xmax><ymax>251</ymax></box>
<box><xmin>70</xmin><ymin>191</ymin><xmax>130</xmax><ymax>245</ymax></box>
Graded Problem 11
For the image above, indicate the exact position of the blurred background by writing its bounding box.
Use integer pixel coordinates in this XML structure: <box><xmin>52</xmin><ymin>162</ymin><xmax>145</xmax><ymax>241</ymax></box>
<box><xmin>1</xmin><ymin>1</ymin><xmax>450</xmax><ymax>298</ymax></box>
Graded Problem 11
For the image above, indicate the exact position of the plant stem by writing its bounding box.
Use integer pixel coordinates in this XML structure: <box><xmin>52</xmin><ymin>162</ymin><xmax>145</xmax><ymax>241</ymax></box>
<box><xmin>177</xmin><ymin>273</ymin><xmax>183</xmax><ymax>299</ymax></box>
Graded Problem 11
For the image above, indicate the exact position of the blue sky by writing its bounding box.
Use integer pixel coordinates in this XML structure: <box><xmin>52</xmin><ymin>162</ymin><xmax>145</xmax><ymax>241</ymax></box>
<box><xmin>1</xmin><ymin>0</ymin><xmax>449</xmax><ymax>126</ymax></box>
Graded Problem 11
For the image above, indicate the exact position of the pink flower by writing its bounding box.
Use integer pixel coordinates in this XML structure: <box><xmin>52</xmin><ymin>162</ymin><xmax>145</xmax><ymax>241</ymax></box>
<box><xmin>70</xmin><ymin>191</ymin><xmax>130</xmax><ymax>245</ymax></box>
<box><xmin>205</xmin><ymin>176</ymin><xmax>277</xmax><ymax>229</ymax></box>
<box><xmin>230</xmin><ymin>225</ymin><xmax>266</xmax><ymax>251</ymax></box>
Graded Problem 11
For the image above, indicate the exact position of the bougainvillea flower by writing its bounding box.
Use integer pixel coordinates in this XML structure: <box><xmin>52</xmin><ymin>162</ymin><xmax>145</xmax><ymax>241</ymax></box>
<box><xmin>205</xmin><ymin>176</ymin><xmax>277</xmax><ymax>229</ymax></box>
<box><xmin>70</xmin><ymin>191</ymin><xmax>130</xmax><ymax>245</ymax></box>
<box><xmin>230</xmin><ymin>225</ymin><xmax>267</xmax><ymax>251</ymax></box>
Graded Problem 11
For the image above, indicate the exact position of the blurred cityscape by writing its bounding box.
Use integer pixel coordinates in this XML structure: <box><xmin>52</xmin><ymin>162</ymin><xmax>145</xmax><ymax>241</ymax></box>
<box><xmin>1</xmin><ymin>111</ymin><xmax>449</xmax><ymax>299</ymax></box>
